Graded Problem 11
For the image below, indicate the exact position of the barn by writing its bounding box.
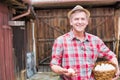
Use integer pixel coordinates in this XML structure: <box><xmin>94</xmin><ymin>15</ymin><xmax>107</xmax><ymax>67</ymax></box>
<box><xmin>0</xmin><ymin>0</ymin><xmax>120</xmax><ymax>80</ymax></box>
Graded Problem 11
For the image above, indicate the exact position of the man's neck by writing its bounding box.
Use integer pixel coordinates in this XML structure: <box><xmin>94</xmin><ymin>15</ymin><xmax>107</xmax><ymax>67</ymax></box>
<box><xmin>73</xmin><ymin>30</ymin><xmax>85</xmax><ymax>41</ymax></box>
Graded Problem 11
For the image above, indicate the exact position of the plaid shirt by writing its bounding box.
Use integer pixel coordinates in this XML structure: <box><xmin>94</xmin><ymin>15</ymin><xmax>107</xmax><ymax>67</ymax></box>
<box><xmin>50</xmin><ymin>31</ymin><xmax>116</xmax><ymax>80</ymax></box>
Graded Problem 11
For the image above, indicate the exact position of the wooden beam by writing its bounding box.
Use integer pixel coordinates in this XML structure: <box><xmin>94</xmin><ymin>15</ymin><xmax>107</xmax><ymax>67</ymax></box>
<box><xmin>115</xmin><ymin>16</ymin><xmax>120</xmax><ymax>59</ymax></box>
<box><xmin>38</xmin><ymin>39</ymin><xmax>54</xmax><ymax>42</ymax></box>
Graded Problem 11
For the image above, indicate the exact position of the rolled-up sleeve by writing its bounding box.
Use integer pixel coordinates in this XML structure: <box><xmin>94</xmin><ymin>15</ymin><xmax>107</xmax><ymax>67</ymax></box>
<box><xmin>97</xmin><ymin>39</ymin><xmax>116</xmax><ymax>60</ymax></box>
<box><xmin>50</xmin><ymin>37</ymin><xmax>63</xmax><ymax>66</ymax></box>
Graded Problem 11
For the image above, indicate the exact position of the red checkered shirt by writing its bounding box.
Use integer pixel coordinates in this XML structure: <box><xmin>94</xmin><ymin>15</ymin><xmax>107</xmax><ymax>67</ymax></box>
<box><xmin>50</xmin><ymin>31</ymin><xmax>116</xmax><ymax>80</ymax></box>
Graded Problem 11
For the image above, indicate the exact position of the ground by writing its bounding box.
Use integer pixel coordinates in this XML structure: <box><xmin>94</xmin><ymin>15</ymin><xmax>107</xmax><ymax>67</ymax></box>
<box><xmin>27</xmin><ymin>72</ymin><xmax>59</xmax><ymax>80</ymax></box>
<box><xmin>27</xmin><ymin>72</ymin><xmax>120</xmax><ymax>80</ymax></box>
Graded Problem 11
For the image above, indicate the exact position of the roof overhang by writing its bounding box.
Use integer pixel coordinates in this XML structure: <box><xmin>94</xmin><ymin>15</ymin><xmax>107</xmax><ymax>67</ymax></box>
<box><xmin>22</xmin><ymin>0</ymin><xmax>120</xmax><ymax>8</ymax></box>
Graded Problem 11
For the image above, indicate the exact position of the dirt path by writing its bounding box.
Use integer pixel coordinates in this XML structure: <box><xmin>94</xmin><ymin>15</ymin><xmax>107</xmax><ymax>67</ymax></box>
<box><xmin>27</xmin><ymin>72</ymin><xmax>59</xmax><ymax>80</ymax></box>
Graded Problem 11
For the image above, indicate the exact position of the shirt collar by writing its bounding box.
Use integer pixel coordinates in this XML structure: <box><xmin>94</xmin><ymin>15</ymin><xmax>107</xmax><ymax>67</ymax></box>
<box><xmin>68</xmin><ymin>30</ymin><xmax>90</xmax><ymax>42</ymax></box>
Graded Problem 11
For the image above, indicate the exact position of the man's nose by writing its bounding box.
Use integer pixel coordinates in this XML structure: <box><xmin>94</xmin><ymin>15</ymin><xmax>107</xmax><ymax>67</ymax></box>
<box><xmin>78</xmin><ymin>19</ymin><xmax>82</xmax><ymax>23</ymax></box>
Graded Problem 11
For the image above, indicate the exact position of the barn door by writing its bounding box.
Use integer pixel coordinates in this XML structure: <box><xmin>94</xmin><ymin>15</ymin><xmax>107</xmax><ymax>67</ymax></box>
<box><xmin>36</xmin><ymin>9</ymin><xmax>70</xmax><ymax>71</ymax></box>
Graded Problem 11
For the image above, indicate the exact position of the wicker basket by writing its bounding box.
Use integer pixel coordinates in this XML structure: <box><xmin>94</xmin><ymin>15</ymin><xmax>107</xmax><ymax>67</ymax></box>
<box><xmin>93</xmin><ymin>61</ymin><xmax>117</xmax><ymax>80</ymax></box>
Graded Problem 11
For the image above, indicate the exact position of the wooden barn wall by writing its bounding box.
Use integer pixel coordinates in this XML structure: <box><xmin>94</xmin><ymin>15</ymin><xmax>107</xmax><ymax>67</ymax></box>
<box><xmin>0</xmin><ymin>3</ymin><xmax>15</xmax><ymax>80</ymax></box>
<box><xmin>29</xmin><ymin>7</ymin><xmax>119</xmax><ymax>67</ymax></box>
<box><xmin>26</xmin><ymin>20</ymin><xmax>34</xmax><ymax>52</ymax></box>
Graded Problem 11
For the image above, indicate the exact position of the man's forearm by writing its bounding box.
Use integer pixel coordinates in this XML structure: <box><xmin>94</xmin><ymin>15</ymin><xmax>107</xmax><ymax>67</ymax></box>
<box><xmin>51</xmin><ymin>65</ymin><xmax>68</xmax><ymax>75</ymax></box>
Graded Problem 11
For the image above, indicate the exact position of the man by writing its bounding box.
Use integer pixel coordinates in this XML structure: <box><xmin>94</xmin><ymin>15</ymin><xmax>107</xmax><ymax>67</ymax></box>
<box><xmin>50</xmin><ymin>5</ymin><xmax>119</xmax><ymax>80</ymax></box>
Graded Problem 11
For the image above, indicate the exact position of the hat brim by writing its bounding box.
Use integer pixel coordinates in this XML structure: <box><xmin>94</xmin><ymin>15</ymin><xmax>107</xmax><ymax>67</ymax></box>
<box><xmin>68</xmin><ymin>8</ymin><xmax>90</xmax><ymax>18</ymax></box>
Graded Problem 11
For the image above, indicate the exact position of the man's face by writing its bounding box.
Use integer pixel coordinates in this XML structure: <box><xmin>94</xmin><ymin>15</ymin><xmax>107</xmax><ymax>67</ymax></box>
<box><xmin>70</xmin><ymin>11</ymin><xmax>88</xmax><ymax>32</ymax></box>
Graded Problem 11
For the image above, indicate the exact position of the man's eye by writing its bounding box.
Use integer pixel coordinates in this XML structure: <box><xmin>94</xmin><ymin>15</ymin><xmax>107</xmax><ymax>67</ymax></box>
<box><xmin>74</xmin><ymin>18</ymin><xmax>79</xmax><ymax>20</ymax></box>
<box><xmin>81</xmin><ymin>18</ymin><xmax>85</xmax><ymax>20</ymax></box>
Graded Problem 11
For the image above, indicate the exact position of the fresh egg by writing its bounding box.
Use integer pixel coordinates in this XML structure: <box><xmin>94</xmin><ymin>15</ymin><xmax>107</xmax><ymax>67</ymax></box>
<box><xmin>95</xmin><ymin>65</ymin><xmax>101</xmax><ymax>71</ymax></box>
<box><xmin>94</xmin><ymin>63</ymin><xmax>115</xmax><ymax>71</ymax></box>
<box><xmin>68</xmin><ymin>68</ymin><xmax>75</xmax><ymax>73</ymax></box>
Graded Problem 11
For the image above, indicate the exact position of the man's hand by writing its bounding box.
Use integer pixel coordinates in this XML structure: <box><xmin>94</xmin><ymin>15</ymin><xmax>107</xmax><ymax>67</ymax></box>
<box><xmin>51</xmin><ymin>65</ymin><xmax>68</xmax><ymax>74</ymax></box>
<box><xmin>112</xmin><ymin>67</ymin><xmax>120</xmax><ymax>80</ymax></box>
<box><xmin>64</xmin><ymin>68</ymin><xmax>77</xmax><ymax>77</ymax></box>
<box><xmin>51</xmin><ymin>65</ymin><xmax>77</xmax><ymax>77</ymax></box>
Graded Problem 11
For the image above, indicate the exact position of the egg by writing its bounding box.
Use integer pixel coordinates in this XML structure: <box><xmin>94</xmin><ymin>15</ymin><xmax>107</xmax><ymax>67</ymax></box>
<box><xmin>95</xmin><ymin>65</ymin><xmax>101</xmax><ymax>71</ymax></box>
<box><xmin>68</xmin><ymin>68</ymin><xmax>75</xmax><ymax>73</ymax></box>
<box><xmin>94</xmin><ymin>63</ymin><xmax>115</xmax><ymax>71</ymax></box>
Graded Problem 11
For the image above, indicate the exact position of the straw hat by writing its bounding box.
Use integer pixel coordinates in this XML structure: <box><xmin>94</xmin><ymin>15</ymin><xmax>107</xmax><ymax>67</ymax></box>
<box><xmin>68</xmin><ymin>5</ymin><xmax>90</xmax><ymax>18</ymax></box>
